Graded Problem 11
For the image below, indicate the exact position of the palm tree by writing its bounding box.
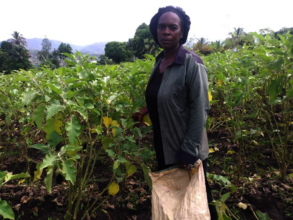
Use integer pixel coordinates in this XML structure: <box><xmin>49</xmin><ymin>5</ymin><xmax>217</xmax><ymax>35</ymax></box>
<box><xmin>8</xmin><ymin>31</ymin><xmax>27</xmax><ymax>47</ymax></box>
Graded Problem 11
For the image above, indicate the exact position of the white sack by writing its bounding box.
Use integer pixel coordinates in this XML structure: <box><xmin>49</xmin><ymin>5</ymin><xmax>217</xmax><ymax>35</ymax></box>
<box><xmin>149</xmin><ymin>160</ymin><xmax>210</xmax><ymax>220</ymax></box>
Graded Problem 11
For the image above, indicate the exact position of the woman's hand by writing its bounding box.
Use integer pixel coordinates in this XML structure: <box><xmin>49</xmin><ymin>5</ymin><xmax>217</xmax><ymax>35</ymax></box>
<box><xmin>131</xmin><ymin>112</ymin><xmax>144</xmax><ymax>123</ymax></box>
<box><xmin>131</xmin><ymin>106</ymin><xmax>148</xmax><ymax>127</ymax></box>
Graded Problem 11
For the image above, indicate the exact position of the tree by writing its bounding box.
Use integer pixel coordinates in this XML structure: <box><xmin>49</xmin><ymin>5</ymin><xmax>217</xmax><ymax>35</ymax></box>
<box><xmin>38</xmin><ymin>37</ymin><xmax>52</xmax><ymax>61</ymax></box>
<box><xmin>0</xmin><ymin>41</ymin><xmax>31</xmax><ymax>74</ymax></box>
<box><xmin>8</xmin><ymin>31</ymin><xmax>27</xmax><ymax>47</ymax></box>
<box><xmin>105</xmin><ymin>41</ymin><xmax>131</xmax><ymax>63</ymax></box>
<box><xmin>132</xmin><ymin>23</ymin><xmax>160</xmax><ymax>59</ymax></box>
<box><xmin>57</xmin><ymin>43</ymin><xmax>73</xmax><ymax>59</ymax></box>
<box><xmin>37</xmin><ymin>37</ymin><xmax>60</xmax><ymax>69</ymax></box>
<box><xmin>193</xmin><ymin>38</ymin><xmax>212</xmax><ymax>55</ymax></box>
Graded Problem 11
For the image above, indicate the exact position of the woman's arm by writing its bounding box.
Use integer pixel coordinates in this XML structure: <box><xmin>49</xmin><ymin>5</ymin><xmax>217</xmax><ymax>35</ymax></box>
<box><xmin>176</xmin><ymin>62</ymin><xmax>210</xmax><ymax>165</ymax></box>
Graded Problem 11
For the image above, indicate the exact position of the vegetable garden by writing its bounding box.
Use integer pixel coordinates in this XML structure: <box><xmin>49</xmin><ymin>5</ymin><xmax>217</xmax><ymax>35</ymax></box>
<box><xmin>0</xmin><ymin>32</ymin><xmax>293</xmax><ymax>220</ymax></box>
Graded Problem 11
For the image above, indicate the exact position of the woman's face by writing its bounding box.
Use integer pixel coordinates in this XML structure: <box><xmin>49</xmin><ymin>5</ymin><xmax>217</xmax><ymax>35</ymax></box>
<box><xmin>157</xmin><ymin>12</ymin><xmax>183</xmax><ymax>50</ymax></box>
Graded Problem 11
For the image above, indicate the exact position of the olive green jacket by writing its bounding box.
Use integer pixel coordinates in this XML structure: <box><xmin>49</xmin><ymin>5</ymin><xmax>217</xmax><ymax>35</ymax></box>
<box><xmin>147</xmin><ymin>46</ymin><xmax>210</xmax><ymax>165</ymax></box>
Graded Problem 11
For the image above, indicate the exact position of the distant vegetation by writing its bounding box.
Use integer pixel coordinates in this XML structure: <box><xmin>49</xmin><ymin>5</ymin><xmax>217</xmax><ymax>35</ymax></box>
<box><xmin>0</xmin><ymin>27</ymin><xmax>292</xmax><ymax>73</ymax></box>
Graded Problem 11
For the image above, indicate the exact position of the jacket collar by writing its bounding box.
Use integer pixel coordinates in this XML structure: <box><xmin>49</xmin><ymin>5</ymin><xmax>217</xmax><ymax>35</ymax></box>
<box><xmin>155</xmin><ymin>45</ymin><xmax>187</xmax><ymax>65</ymax></box>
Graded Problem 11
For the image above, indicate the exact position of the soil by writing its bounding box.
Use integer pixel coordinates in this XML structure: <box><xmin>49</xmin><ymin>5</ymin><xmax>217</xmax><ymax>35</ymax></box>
<box><xmin>1</xmin><ymin>121</ymin><xmax>293</xmax><ymax>220</ymax></box>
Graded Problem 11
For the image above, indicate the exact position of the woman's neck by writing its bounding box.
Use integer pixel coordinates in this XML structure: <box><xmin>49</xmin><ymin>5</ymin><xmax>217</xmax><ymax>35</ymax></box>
<box><xmin>163</xmin><ymin>44</ymin><xmax>181</xmax><ymax>61</ymax></box>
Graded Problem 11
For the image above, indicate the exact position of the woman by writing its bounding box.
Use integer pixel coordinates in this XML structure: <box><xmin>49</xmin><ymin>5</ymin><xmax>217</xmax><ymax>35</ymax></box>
<box><xmin>132</xmin><ymin>6</ymin><xmax>218</xmax><ymax>219</ymax></box>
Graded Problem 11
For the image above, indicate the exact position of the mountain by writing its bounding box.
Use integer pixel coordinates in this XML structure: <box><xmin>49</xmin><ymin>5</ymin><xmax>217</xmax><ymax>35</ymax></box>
<box><xmin>25</xmin><ymin>38</ymin><xmax>106</xmax><ymax>55</ymax></box>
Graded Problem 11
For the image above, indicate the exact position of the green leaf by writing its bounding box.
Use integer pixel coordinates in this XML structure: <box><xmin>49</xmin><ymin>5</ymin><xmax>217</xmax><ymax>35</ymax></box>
<box><xmin>33</xmin><ymin>162</ymin><xmax>43</xmax><ymax>182</ymax></box>
<box><xmin>48</xmin><ymin>131</ymin><xmax>62</xmax><ymax>148</ymax></box>
<box><xmin>23</xmin><ymin>90</ymin><xmax>37</xmax><ymax>105</ymax></box>
<box><xmin>4</xmin><ymin>172</ymin><xmax>30</xmax><ymax>182</ymax></box>
<box><xmin>0</xmin><ymin>199</ymin><xmax>15</xmax><ymax>220</ymax></box>
<box><xmin>131</xmin><ymin>127</ymin><xmax>142</xmax><ymax>139</ymax></box>
<box><xmin>0</xmin><ymin>171</ymin><xmax>7</xmax><ymax>186</ymax></box>
<box><xmin>216</xmin><ymin>73</ymin><xmax>226</xmax><ymax>82</ymax></box>
<box><xmin>46</xmin><ymin>101</ymin><xmax>65</xmax><ymax>119</ymax></box>
<box><xmin>117</xmin><ymin>154</ymin><xmax>127</xmax><ymax>163</ymax></box>
<box><xmin>84</xmin><ymin>103</ymin><xmax>94</xmax><ymax>109</ymax></box>
<box><xmin>213</xmin><ymin>175</ymin><xmax>231</xmax><ymax>185</ymax></box>
<box><xmin>106</xmin><ymin>149</ymin><xmax>115</xmax><ymax>157</ymax></box>
<box><xmin>143</xmin><ymin>125</ymin><xmax>153</xmax><ymax>135</ymax></box>
<box><xmin>33</xmin><ymin>104</ymin><xmax>46</xmax><ymax>129</ymax></box>
<box><xmin>40</xmin><ymin>153</ymin><xmax>57</xmax><ymax>169</ymax></box>
<box><xmin>229</xmin><ymin>185</ymin><xmax>237</xmax><ymax>192</ymax></box>
<box><xmin>65</xmin><ymin>115</ymin><xmax>81</xmax><ymax>145</ymax></box>
<box><xmin>74</xmin><ymin>106</ymin><xmax>88</xmax><ymax>121</ymax></box>
<box><xmin>286</xmin><ymin>88</ymin><xmax>293</xmax><ymax>99</ymax></box>
<box><xmin>140</xmin><ymin>163</ymin><xmax>152</xmax><ymax>190</ymax></box>
<box><xmin>13</xmin><ymin>75</ymin><xmax>30</xmax><ymax>82</ymax></box>
<box><xmin>268</xmin><ymin>58</ymin><xmax>284</xmax><ymax>71</ymax></box>
<box><xmin>44</xmin><ymin>166</ymin><xmax>53</xmax><ymax>193</ymax></box>
<box><xmin>30</xmin><ymin>144</ymin><xmax>50</xmax><ymax>154</ymax></box>
<box><xmin>113</xmin><ymin>160</ymin><xmax>120</xmax><ymax>170</ymax></box>
<box><xmin>256</xmin><ymin>211</ymin><xmax>271</xmax><ymax>220</ymax></box>
<box><xmin>47</xmin><ymin>84</ymin><xmax>62</xmax><ymax>95</ymax></box>
<box><xmin>101</xmin><ymin>138</ymin><xmax>114</xmax><ymax>150</ymax></box>
<box><xmin>222</xmin><ymin>214</ymin><xmax>232</xmax><ymax>220</ymax></box>
<box><xmin>43</xmin><ymin>118</ymin><xmax>55</xmax><ymax>139</ymax></box>
<box><xmin>62</xmin><ymin>160</ymin><xmax>76</xmax><ymax>184</ymax></box>
<box><xmin>220</xmin><ymin>192</ymin><xmax>230</xmax><ymax>202</ymax></box>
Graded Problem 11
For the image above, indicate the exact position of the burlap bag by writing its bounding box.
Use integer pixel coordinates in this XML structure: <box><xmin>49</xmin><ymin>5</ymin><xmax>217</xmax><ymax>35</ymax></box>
<box><xmin>149</xmin><ymin>160</ymin><xmax>210</xmax><ymax>220</ymax></box>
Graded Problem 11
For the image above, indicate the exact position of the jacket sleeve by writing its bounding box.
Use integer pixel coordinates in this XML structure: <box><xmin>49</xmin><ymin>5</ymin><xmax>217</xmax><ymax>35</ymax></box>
<box><xmin>176</xmin><ymin>61</ymin><xmax>210</xmax><ymax>165</ymax></box>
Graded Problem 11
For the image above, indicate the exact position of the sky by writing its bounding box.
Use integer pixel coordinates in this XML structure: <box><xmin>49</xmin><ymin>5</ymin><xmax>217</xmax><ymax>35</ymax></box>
<box><xmin>1</xmin><ymin>0</ymin><xmax>292</xmax><ymax>46</ymax></box>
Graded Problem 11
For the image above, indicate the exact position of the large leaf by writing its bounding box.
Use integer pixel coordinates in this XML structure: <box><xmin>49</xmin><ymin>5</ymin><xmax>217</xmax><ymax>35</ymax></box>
<box><xmin>33</xmin><ymin>162</ymin><xmax>44</xmax><ymax>182</ymax></box>
<box><xmin>65</xmin><ymin>115</ymin><xmax>81</xmax><ymax>145</ymax></box>
<box><xmin>44</xmin><ymin>166</ymin><xmax>53</xmax><ymax>193</ymax></box>
<box><xmin>46</xmin><ymin>101</ymin><xmax>65</xmax><ymax>119</ymax></box>
<box><xmin>48</xmin><ymin>131</ymin><xmax>62</xmax><ymax>148</ymax></box>
<box><xmin>0</xmin><ymin>199</ymin><xmax>14</xmax><ymax>220</ymax></box>
<box><xmin>43</xmin><ymin>118</ymin><xmax>55</xmax><ymax>139</ymax></box>
<box><xmin>268</xmin><ymin>58</ymin><xmax>284</xmax><ymax>71</ymax></box>
<box><xmin>4</xmin><ymin>172</ymin><xmax>30</xmax><ymax>182</ymax></box>
<box><xmin>33</xmin><ymin>104</ymin><xmax>46</xmax><ymax>129</ymax></box>
<box><xmin>40</xmin><ymin>153</ymin><xmax>57</xmax><ymax>169</ymax></box>
<box><xmin>140</xmin><ymin>163</ymin><xmax>152</xmax><ymax>190</ymax></box>
<box><xmin>61</xmin><ymin>160</ymin><xmax>76</xmax><ymax>184</ymax></box>
<box><xmin>74</xmin><ymin>106</ymin><xmax>88</xmax><ymax>121</ymax></box>
<box><xmin>103</xmin><ymin>116</ymin><xmax>112</xmax><ymax>129</ymax></box>
<box><xmin>30</xmin><ymin>144</ymin><xmax>50</xmax><ymax>154</ymax></box>
<box><xmin>23</xmin><ymin>90</ymin><xmax>37</xmax><ymax>105</ymax></box>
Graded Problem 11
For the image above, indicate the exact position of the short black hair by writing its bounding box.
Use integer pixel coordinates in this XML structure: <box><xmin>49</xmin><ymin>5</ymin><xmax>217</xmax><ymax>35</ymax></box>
<box><xmin>149</xmin><ymin>6</ymin><xmax>191</xmax><ymax>47</ymax></box>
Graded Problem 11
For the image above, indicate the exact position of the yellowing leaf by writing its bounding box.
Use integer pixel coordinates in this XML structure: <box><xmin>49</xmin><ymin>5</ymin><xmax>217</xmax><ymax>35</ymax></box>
<box><xmin>103</xmin><ymin>117</ymin><xmax>112</xmax><ymax>129</ymax></box>
<box><xmin>54</xmin><ymin>114</ymin><xmax>63</xmax><ymax>135</ymax></box>
<box><xmin>127</xmin><ymin>165</ymin><xmax>137</xmax><ymax>176</ymax></box>
<box><xmin>108</xmin><ymin>182</ymin><xmax>119</xmax><ymax>195</ymax></box>
<box><xmin>111</xmin><ymin>120</ymin><xmax>119</xmax><ymax>137</ymax></box>
<box><xmin>209</xmin><ymin>148</ymin><xmax>215</xmax><ymax>153</ymax></box>
<box><xmin>227</xmin><ymin>150</ymin><xmax>236</xmax><ymax>155</ymax></box>
<box><xmin>218</xmin><ymin>79</ymin><xmax>222</xmax><ymax>86</ymax></box>
<box><xmin>237</xmin><ymin>202</ymin><xmax>248</xmax><ymax>210</ymax></box>
<box><xmin>208</xmin><ymin>92</ymin><xmax>213</xmax><ymax>102</ymax></box>
<box><xmin>18</xmin><ymin>179</ymin><xmax>25</xmax><ymax>184</ymax></box>
<box><xmin>143</xmin><ymin>115</ymin><xmax>152</xmax><ymax>126</ymax></box>
<box><xmin>33</xmin><ymin>162</ymin><xmax>43</xmax><ymax>182</ymax></box>
<box><xmin>215</xmin><ymin>161</ymin><xmax>220</xmax><ymax>165</ymax></box>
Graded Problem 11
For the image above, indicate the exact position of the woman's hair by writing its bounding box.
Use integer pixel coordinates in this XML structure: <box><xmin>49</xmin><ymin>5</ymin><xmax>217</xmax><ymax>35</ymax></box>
<box><xmin>149</xmin><ymin>6</ymin><xmax>191</xmax><ymax>46</ymax></box>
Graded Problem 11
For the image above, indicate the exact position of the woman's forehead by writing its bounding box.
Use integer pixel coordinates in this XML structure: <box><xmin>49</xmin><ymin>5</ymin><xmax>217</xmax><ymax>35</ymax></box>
<box><xmin>158</xmin><ymin>11</ymin><xmax>181</xmax><ymax>25</ymax></box>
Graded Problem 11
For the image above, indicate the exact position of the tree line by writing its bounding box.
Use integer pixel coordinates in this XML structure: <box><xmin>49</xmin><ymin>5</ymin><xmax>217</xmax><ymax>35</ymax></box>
<box><xmin>103</xmin><ymin>26</ymin><xmax>293</xmax><ymax>63</ymax></box>
<box><xmin>1</xmin><ymin>26</ymin><xmax>292</xmax><ymax>73</ymax></box>
<box><xmin>0</xmin><ymin>32</ymin><xmax>73</xmax><ymax>74</ymax></box>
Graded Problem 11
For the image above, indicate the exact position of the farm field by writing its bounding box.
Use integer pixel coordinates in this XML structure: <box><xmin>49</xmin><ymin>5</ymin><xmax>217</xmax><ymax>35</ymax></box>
<box><xmin>1</xmin><ymin>32</ymin><xmax>293</xmax><ymax>220</ymax></box>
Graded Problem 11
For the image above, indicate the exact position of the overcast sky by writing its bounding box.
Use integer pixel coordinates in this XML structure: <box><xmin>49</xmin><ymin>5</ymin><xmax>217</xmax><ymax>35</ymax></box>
<box><xmin>1</xmin><ymin>0</ymin><xmax>292</xmax><ymax>46</ymax></box>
